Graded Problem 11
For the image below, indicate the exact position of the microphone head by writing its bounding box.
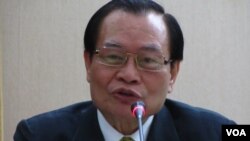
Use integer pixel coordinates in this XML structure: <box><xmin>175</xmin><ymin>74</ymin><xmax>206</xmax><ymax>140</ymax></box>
<box><xmin>131</xmin><ymin>101</ymin><xmax>145</xmax><ymax>118</ymax></box>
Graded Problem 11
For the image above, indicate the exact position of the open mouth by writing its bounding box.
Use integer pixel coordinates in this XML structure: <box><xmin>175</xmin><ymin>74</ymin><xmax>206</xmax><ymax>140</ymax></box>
<box><xmin>118</xmin><ymin>91</ymin><xmax>136</xmax><ymax>97</ymax></box>
<box><xmin>112</xmin><ymin>88</ymin><xmax>141</xmax><ymax>102</ymax></box>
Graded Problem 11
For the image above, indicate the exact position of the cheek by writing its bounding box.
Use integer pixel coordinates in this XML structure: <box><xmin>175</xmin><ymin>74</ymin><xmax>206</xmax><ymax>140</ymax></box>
<box><xmin>88</xmin><ymin>65</ymin><xmax>114</xmax><ymax>101</ymax></box>
<box><xmin>143</xmin><ymin>72</ymin><xmax>170</xmax><ymax>115</ymax></box>
<box><xmin>144</xmin><ymin>72</ymin><xmax>170</xmax><ymax>95</ymax></box>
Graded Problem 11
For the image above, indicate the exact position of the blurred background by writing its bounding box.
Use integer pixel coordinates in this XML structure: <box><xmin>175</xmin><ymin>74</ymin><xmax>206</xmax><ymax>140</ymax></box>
<box><xmin>1</xmin><ymin>0</ymin><xmax>250</xmax><ymax>141</ymax></box>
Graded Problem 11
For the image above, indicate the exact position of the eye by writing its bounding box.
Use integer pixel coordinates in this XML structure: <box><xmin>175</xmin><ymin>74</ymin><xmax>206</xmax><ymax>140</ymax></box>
<box><xmin>107</xmin><ymin>54</ymin><xmax>123</xmax><ymax>60</ymax></box>
<box><xmin>103</xmin><ymin>53</ymin><xmax>125</xmax><ymax>65</ymax></box>
<box><xmin>141</xmin><ymin>57</ymin><xmax>158</xmax><ymax>64</ymax></box>
<box><xmin>138</xmin><ymin>56</ymin><xmax>159</xmax><ymax>67</ymax></box>
<box><xmin>136</xmin><ymin>53</ymin><xmax>164</xmax><ymax>70</ymax></box>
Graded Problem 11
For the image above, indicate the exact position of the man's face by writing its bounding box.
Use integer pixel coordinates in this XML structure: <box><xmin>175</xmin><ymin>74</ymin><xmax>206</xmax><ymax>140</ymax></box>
<box><xmin>84</xmin><ymin>10</ymin><xmax>179</xmax><ymax>121</ymax></box>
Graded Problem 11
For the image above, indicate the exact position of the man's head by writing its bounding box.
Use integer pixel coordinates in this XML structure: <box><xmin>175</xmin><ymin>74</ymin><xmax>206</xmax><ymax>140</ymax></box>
<box><xmin>83</xmin><ymin>0</ymin><xmax>184</xmax><ymax>127</ymax></box>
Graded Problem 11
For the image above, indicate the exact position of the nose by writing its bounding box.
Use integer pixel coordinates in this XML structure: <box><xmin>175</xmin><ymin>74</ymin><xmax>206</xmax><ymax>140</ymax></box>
<box><xmin>116</xmin><ymin>57</ymin><xmax>141</xmax><ymax>84</ymax></box>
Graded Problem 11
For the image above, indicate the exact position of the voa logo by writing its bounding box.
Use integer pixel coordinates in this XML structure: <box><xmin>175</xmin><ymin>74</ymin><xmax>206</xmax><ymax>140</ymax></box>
<box><xmin>226</xmin><ymin>129</ymin><xmax>246</xmax><ymax>136</ymax></box>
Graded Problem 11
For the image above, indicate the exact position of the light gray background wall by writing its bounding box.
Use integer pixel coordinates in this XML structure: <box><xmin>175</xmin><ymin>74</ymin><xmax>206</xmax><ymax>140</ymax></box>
<box><xmin>2</xmin><ymin>0</ymin><xmax>250</xmax><ymax>141</ymax></box>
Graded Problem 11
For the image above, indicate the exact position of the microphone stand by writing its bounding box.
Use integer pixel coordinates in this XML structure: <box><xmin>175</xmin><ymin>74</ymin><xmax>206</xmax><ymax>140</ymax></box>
<box><xmin>131</xmin><ymin>101</ymin><xmax>145</xmax><ymax>141</ymax></box>
<box><xmin>137</xmin><ymin>113</ymin><xmax>144</xmax><ymax>141</ymax></box>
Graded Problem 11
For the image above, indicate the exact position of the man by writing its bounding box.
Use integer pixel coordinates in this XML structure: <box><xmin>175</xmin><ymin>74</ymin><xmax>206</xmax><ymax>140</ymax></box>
<box><xmin>14</xmin><ymin>0</ymin><xmax>235</xmax><ymax>141</ymax></box>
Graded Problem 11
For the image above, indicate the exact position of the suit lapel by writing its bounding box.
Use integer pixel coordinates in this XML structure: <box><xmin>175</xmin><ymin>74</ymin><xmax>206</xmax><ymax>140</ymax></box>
<box><xmin>72</xmin><ymin>104</ymin><xmax>105</xmax><ymax>141</ymax></box>
<box><xmin>147</xmin><ymin>106</ymin><xmax>180</xmax><ymax>141</ymax></box>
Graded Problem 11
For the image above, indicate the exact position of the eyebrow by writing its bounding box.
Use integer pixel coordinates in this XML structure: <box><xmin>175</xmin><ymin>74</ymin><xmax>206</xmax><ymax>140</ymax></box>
<box><xmin>104</xmin><ymin>42</ymin><xmax>122</xmax><ymax>48</ymax></box>
<box><xmin>140</xmin><ymin>44</ymin><xmax>163</xmax><ymax>52</ymax></box>
<box><xmin>104</xmin><ymin>41</ymin><xmax>163</xmax><ymax>52</ymax></box>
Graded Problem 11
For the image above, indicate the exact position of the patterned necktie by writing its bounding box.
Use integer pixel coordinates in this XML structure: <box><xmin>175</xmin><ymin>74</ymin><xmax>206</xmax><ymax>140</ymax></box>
<box><xmin>119</xmin><ymin>136</ymin><xmax>135</xmax><ymax>141</ymax></box>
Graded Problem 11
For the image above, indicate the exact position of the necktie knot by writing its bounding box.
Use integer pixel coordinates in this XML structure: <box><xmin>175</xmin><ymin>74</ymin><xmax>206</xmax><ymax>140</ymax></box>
<box><xmin>120</xmin><ymin>136</ymin><xmax>135</xmax><ymax>141</ymax></box>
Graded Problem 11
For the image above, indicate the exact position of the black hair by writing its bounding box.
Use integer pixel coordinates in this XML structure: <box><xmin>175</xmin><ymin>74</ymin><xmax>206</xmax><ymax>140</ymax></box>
<box><xmin>84</xmin><ymin>0</ymin><xmax>184</xmax><ymax>61</ymax></box>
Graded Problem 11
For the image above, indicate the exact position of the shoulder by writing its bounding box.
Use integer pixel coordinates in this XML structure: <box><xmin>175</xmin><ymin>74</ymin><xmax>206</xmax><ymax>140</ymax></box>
<box><xmin>165</xmin><ymin>99</ymin><xmax>235</xmax><ymax>124</ymax></box>
<box><xmin>14</xmin><ymin>101</ymin><xmax>95</xmax><ymax>140</ymax></box>
<box><xmin>164</xmin><ymin>99</ymin><xmax>236</xmax><ymax>140</ymax></box>
<box><xmin>25</xmin><ymin>101</ymin><xmax>94</xmax><ymax>125</ymax></box>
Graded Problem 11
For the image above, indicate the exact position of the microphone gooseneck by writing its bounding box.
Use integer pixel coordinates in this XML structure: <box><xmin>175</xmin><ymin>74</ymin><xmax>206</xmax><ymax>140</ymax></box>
<box><xmin>131</xmin><ymin>101</ymin><xmax>145</xmax><ymax>141</ymax></box>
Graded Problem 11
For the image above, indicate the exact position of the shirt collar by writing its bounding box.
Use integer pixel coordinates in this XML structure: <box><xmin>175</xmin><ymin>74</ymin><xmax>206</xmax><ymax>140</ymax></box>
<box><xmin>97</xmin><ymin>110</ymin><xmax>154</xmax><ymax>141</ymax></box>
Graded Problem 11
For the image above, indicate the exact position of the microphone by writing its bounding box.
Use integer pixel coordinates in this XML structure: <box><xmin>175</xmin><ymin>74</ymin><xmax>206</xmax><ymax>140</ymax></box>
<box><xmin>131</xmin><ymin>101</ymin><xmax>145</xmax><ymax>141</ymax></box>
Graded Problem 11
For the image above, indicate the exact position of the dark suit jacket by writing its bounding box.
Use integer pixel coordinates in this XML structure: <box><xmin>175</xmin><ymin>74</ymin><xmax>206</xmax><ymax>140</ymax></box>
<box><xmin>14</xmin><ymin>99</ymin><xmax>235</xmax><ymax>141</ymax></box>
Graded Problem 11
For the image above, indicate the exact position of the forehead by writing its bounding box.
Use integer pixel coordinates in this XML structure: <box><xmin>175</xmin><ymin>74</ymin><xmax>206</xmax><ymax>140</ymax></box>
<box><xmin>99</xmin><ymin>10</ymin><xmax>167</xmax><ymax>43</ymax></box>
<box><xmin>97</xmin><ymin>10</ymin><xmax>169</xmax><ymax>54</ymax></box>
<box><xmin>101</xmin><ymin>10</ymin><xmax>166</xmax><ymax>36</ymax></box>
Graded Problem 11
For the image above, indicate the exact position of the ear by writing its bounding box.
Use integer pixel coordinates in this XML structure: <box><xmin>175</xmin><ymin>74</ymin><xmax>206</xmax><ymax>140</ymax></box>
<box><xmin>168</xmin><ymin>61</ymin><xmax>181</xmax><ymax>93</ymax></box>
<box><xmin>84</xmin><ymin>51</ymin><xmax>92</xmax><ymax>83</ymax></box>
<box><xmin>170</xmin><ymin>61</ymin><xmax>180</xmax><ymax>81</ymax></box>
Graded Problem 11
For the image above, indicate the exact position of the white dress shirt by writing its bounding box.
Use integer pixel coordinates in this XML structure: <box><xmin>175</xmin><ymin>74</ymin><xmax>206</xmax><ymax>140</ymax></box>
<box><xmin>97</xmin><ymin>110</ymin><xmax>154</xmax><ymax>141</ymax></box>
